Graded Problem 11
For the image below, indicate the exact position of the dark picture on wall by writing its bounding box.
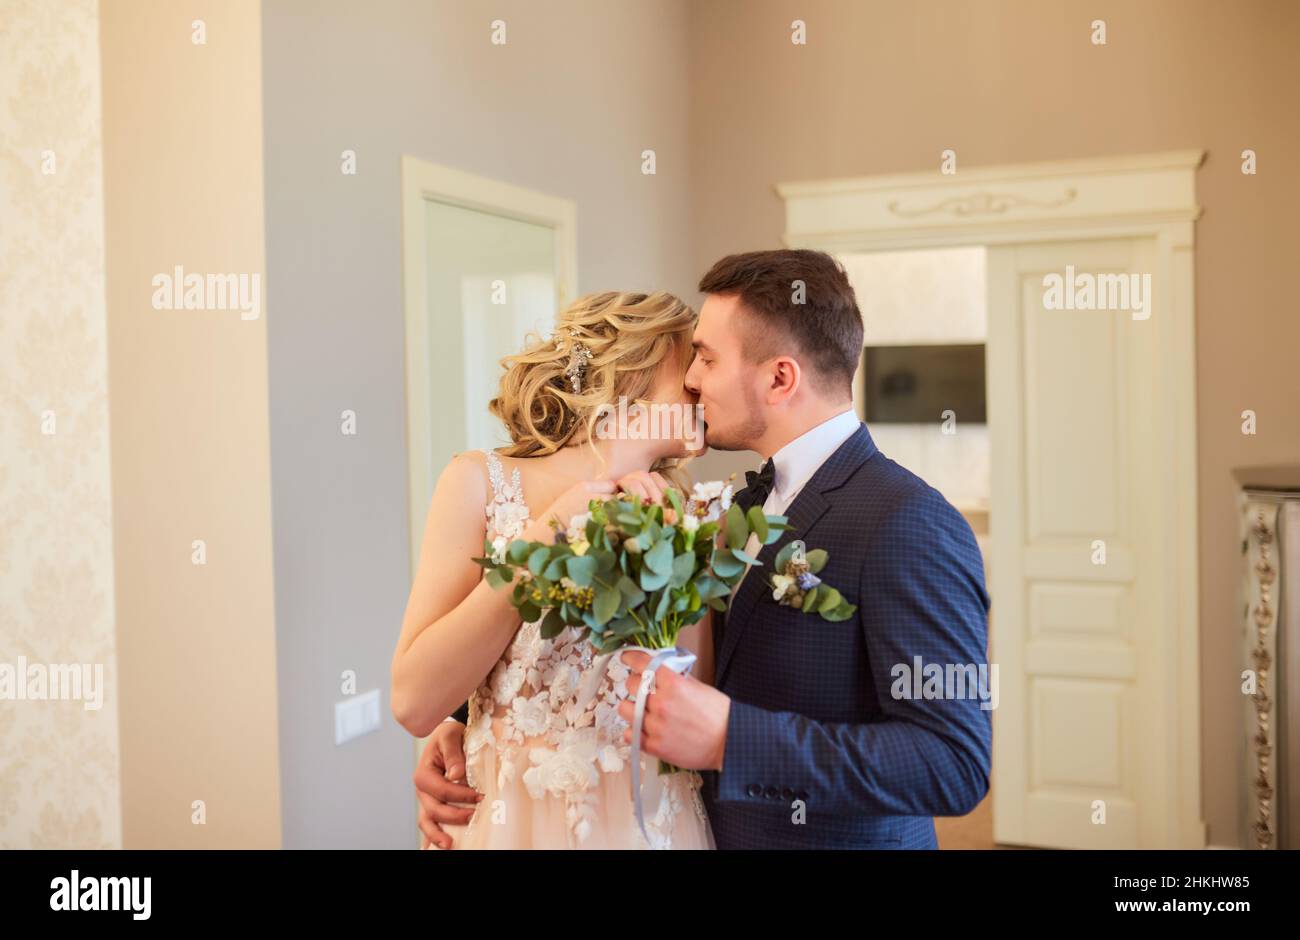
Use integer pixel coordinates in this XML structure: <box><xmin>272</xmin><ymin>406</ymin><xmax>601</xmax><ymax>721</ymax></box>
<box><xmin>862</xmin><ymin>343</ymin><xmax>987</xmax><ymax>424</ymax></box>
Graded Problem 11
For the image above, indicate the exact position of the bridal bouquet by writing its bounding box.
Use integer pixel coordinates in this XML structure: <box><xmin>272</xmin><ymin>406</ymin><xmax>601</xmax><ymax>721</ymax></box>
<box><xmin>472</xmin><ymin>478</ymin><xmax>788</xmax><ymax>792</ymax></box>
<box><xmin>472</xmin><ymin>479</ymin><xmax>789</xmax><ymax>653</ymax></box>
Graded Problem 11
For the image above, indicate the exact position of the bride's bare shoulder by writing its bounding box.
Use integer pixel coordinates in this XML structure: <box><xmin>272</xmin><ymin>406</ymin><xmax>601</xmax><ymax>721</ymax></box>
<box><xmin>433</xmin><ymin>450</ymin><xmax>490</xmax><ymax>505</ymax></box>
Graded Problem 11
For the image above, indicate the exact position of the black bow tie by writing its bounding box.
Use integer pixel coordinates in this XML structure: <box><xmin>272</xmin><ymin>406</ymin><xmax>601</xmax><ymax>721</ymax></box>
<box><xmin>743</xmin><ymin>459</ymin><xmax>776</xmax><ymax>508</ymax></box>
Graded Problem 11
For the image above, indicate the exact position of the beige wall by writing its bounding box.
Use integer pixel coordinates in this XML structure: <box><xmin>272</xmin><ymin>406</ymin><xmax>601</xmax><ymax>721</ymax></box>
<box><xmin>0</xmin><ymin>0</ymin><xmax>121</xmax><ymax>848</ymax></box>
<box><xmin>100</xmin><ymin>0</ymin><xmax>280</xmax><ymax>847</ymax></box>
<box><xmin>685</xmin><ymin>0</ymin><xmax>1300</xmax><ymax>846</ymax></box>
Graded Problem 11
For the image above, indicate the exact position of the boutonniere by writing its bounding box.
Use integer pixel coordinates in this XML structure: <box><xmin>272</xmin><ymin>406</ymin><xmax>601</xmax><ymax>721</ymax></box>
<box><xmin>767</xmin><ymin>540</ymin><xmax>857</xmax><ymax>622</ymax></box>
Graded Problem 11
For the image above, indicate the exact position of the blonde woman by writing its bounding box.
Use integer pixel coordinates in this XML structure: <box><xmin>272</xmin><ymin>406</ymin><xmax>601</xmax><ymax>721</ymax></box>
<box><xmin>391</xmin><ymin>291</ymin><xmax>716</xmax><ymax>849</ymax></box>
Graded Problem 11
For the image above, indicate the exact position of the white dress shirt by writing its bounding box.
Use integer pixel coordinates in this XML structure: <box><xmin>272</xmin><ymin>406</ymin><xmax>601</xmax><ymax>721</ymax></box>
<box><xmin>734</xmin><ymin>408</ymin><xmax>861</xmax><ymax>593</ymax></box>
<box><xmin>758</xmin><ymin>408</ymin><xmax>861</xmax><ymax>516</ymax></box>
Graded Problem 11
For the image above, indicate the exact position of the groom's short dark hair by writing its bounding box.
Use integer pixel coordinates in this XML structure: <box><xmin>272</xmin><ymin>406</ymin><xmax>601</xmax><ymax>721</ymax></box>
<box><xmin>698</xmin><ymin>249</ymin><xmax>863</xmax><ymax>396</ymax></box>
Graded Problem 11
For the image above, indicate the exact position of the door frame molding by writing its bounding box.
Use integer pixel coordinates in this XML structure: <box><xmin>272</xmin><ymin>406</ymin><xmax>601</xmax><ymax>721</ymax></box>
<box><xmin>399</xmin><ymin>156</ymin><xmax>577</xmax><ymax>581</ymax></box>
<box><xmin>776</xmin><ymin>150</ymin><xmax>1205</xmax><ymax>847</ymax></box>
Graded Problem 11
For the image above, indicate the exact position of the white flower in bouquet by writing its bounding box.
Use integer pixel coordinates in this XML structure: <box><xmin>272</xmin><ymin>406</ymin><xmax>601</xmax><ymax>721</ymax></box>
<box><xmin>687</xmin><ymin>480</ymin><xmax>734</xmax><ymax>523</ymax></box>
<box><xmin>564</xmin><ymin>512</ymin><xmax>591</xmax><ymax>555</ymax></box>
<box><xmin>489</xmin><ymin>535</ymin><xmax>509</xmax><ymax>565</ymax></box>
<box><xmin>680</xmin><ymin>513</ymin><xmax>700</xmax><ymax>533</ymax></box>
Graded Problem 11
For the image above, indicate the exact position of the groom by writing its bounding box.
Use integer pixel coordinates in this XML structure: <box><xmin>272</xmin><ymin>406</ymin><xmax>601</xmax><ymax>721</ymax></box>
<box><xmin>415</xmin><ymin>249</ymin><xmax>991</xmax><ymax>849</ymax></box>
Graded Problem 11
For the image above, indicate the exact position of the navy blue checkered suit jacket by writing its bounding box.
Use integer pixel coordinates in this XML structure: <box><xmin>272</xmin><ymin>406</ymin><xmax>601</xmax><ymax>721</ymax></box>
<box><xmin>702</xmin><ymin>422</ymin><xmax>991</xmax><ymax>849</ymax></box>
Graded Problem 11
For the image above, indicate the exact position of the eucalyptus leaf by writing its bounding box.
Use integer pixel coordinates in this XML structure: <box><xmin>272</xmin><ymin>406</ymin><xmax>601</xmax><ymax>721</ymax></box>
<box><xmin>746</xmin><ymin>505</ymin><xmax>769</xmax><ymax>543</ymax></box>
<box><xmin>670</xmin><ymin>551</ymin><xmax>695</xmax><ymax>587</ymax></box>
<box><xmin>710</xmin><ymin>550</ymin><xmax>744</xmax><ymax>579</ymax></box>
<box><xmin>816</xmin><ymin>586</ymin><xmax>843</xmax><ymax>613</ymax></box>
<box><xmin>801</xmin><ymin>586</ymin><xmax>819</xmax><ymax>612</ymax></box>
<box><xmin>822</xmin><ymin>602</ymin><xmax>856</xmax><ymax>622</ymax></box>
<box><xmin>540</xmin><ymin>607</ymin><xmax>565</xmax><ymax>639</ymax></box>
<box><xmin>640</xmin><ymin>566</ymin><xmax>669</xmax><ymax>592</ymax></box>
<box><xmin>566</xmin><ymin>554</ymin><xmax>597</xmax><ymax>586</ymax></box>
<box><xmin>731</xmin><ymin>547</ymin><xmax>761</xmax><ymax>566</ymax></box>
<box><xmin>617</xmin><ymin>575</ymin><xmax>645</xmax><ymax>609</ymax></box>
<box><xmin>806</xmin><ymin>549</ymin><xmax>828</xmax><ymax>574</ymax></box>
<box><xmin>644</xmin><ymin>538</ymin><xmax>674</xmax><ymax>576</ymax></box>
<box><xmin>527</xmin><ymin>546</ymin><xmax>551</xmax><ymax>576</ymax></box>
<box><xmin>593</xmin><ymin>586</ymin><xmax>620</xmax><ymax>625</ymax></box>
<box><xmin>609</xmin><ymin>614</ymin><xmax>639</xmax><ymax>638</ymax></box>
<box><xmin>654</xmin><ymin>588</ymin><xmax>671</xmax><ymax>622</ymax></box>
<box><xmin>725</xmin><ymin>502</ymin><xmax>748</xmax><ymax>550</ymax></box>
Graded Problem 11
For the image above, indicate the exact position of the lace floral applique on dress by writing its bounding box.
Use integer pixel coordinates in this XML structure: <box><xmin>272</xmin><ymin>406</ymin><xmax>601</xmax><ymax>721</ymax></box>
<box><xmin>460</xmin><ymin>450</ymin><xmax>706</xmax><ymax>848</ymax></box>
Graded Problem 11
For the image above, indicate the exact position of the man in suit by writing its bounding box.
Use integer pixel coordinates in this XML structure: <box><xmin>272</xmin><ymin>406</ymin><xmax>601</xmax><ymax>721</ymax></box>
<box><xmin>615</xmin><ymin>249</ymin><xmax>992</xmax><ymax>849</ymax></box>
<box><xmin>414</xmin><ymin>249</ymin><xmax>991</xmax><ymax>850</ymax></box>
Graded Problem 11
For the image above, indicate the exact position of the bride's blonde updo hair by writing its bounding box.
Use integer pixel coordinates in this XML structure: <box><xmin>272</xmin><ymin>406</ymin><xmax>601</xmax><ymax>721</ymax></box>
<box><xmin>489</xmin><ymin>290</ymin><xmax>697</xmax><ymax>476</ymax></box>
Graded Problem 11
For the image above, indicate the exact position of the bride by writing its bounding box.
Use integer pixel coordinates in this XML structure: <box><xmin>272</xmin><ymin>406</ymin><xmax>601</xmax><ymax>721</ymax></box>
<box><xmin>391</xmin><ymin>290</ymin><xmax>716</xmax><ymax>850</ymax></box>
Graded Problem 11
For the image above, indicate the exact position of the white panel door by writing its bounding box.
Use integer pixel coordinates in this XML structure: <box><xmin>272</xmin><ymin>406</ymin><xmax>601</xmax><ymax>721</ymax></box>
<box><xmin>988</xmin><ymin>237</ymin><xmax>1180</xmax><ymax>848</ymax></box>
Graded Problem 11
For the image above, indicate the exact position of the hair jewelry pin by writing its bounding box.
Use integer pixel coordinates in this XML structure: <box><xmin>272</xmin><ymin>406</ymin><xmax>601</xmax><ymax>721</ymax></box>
<box><xmin>558</xmin><ymin>327</ymin><xmax>592</xmax><ymax>394</ymax></box>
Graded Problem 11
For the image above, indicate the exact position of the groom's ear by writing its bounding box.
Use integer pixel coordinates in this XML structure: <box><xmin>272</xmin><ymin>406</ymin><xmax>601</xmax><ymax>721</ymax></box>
<box><xmin>765</xmin><ymin>355</ymin><xmax>803</xmax><ymax>404</ymax></box>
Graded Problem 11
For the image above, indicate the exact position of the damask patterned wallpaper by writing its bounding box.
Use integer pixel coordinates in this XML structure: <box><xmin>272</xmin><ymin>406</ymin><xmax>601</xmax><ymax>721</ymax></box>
<box><xmin>0</xmin><ymin>0</ymin><xmax>122</xmax><ymax>848</ymax></box>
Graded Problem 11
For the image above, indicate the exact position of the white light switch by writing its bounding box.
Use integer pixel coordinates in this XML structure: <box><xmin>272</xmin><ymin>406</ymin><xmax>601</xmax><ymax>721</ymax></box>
<box><xmin>335</xmin><ymin>688</ymin><xmax>381</xmax><ymax>745</ymax></box>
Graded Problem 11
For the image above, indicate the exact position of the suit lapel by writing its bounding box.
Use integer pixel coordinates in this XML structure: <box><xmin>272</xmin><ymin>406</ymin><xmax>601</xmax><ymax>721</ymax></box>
<box><xmin>713</xmin><ymin>423</ymin><xmax>878</xmax><ymax>687</ymax></box>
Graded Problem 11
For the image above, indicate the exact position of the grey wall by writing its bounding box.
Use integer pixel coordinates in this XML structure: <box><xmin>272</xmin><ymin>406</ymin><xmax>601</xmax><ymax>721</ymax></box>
<box><xmin>260</xmin><ymin>0</ymin><xmax>695</xmax><ymax>847</ymax></box>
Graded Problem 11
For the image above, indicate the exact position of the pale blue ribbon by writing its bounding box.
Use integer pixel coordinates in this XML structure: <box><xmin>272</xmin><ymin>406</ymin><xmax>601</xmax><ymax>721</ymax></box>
<box><xmin>617</xmin><ymin>644</ymin><xmax>697</xmax><ymax>848</ymax></box>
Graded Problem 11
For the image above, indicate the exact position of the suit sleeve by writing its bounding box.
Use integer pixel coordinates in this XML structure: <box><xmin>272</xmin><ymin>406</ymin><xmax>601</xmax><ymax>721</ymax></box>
<box><xmin>714</xmin><ymin>487</ymin><xmax>993</xmax><ymax>817</ymax></box>
<box><xmin>450</xmin><ymin>701</ymin><xmax>469</xmax><ymax>725</ymax></box>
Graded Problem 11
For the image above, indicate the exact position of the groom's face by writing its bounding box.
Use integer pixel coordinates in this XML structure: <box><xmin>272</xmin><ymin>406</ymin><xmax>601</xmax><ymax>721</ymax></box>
<box><xmin>684</xmin><ymin>294</ymin><xmax>768</xmax><ymax>452</ymax></box>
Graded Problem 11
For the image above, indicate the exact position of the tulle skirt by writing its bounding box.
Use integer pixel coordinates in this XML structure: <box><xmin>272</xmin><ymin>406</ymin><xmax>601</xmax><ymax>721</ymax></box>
<box><xmin>432</xmin><ymin>743</ymin><xmax>715</xmax><ymax>850</ymax></box>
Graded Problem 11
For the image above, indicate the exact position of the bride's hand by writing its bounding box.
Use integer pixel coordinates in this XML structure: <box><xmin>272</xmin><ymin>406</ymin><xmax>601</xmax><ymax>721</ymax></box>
<box><xmin>526</xmin><ymin>479</ymin><xmax>617</xmax><ymax>538</ymax></box>
<box><xmin>615</xmin><ymin>470</ymin><xmax>670</xmax><ymax>507</ymax></box>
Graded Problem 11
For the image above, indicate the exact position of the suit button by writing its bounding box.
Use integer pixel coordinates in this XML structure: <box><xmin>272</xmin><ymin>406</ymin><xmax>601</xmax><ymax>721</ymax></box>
<box><xmin>765</xmin><ymin>786</ymin><xmax>780</xmax><ymax>800</ymax></box>
<box><xmin>745</xmin><ymin>783</ymin><xmax>762</xmax><ymax>798</ymax></box>
<box><xmin>781</xmin><ymin>787</ymin><xmax>794</xmax><ymax>801</ymax></box>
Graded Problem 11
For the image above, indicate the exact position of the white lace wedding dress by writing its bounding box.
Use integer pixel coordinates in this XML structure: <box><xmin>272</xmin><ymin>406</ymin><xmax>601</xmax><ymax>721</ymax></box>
<box><xmin>438</xmin><ymin>450</ymin><xmax>715</xmax><ymax>850</ymax></box>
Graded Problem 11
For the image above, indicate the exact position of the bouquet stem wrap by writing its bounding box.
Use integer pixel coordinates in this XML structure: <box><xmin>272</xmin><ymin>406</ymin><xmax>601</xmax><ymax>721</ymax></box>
<box><xmin>618</xmin><ymin>644</ymin><xmax>697</xmax><ymax>848</ymax></box>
